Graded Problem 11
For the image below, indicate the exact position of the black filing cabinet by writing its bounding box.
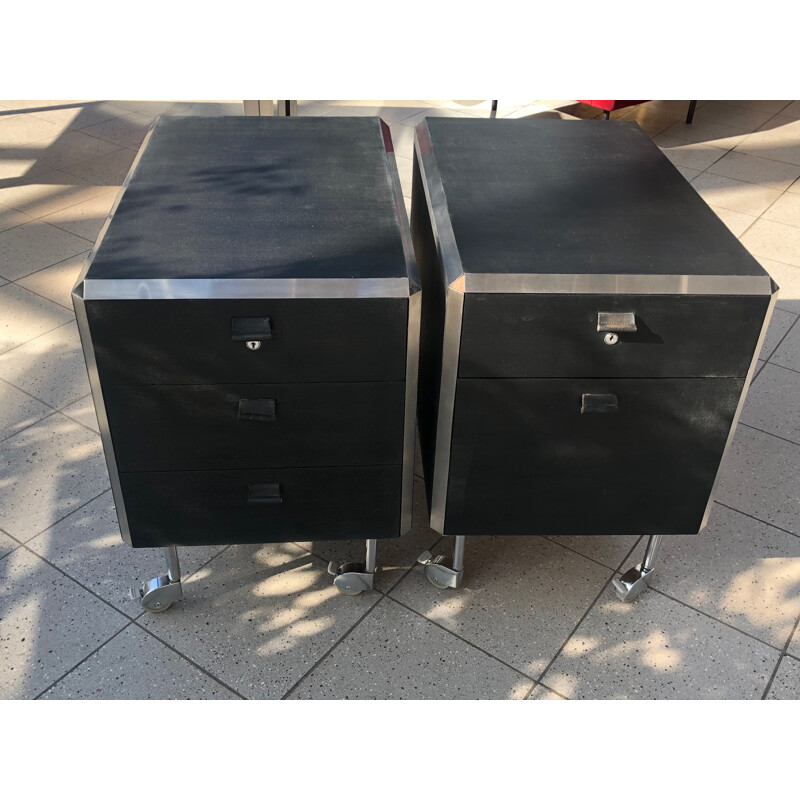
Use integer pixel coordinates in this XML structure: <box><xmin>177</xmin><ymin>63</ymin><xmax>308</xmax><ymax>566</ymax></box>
<box><xmin>73</xmin><ymin>116</ymin><xmax>419</xmax><ymax>606</ymax></box>
<box><xmin>412</xmin><ymin>117</ymin><xmax>776</xmax><ymax>596</ymax></box>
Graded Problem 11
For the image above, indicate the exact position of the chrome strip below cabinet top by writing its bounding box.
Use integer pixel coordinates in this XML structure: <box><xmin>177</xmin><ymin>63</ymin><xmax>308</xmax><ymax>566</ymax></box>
<box><xmin>463</xmin><ymin>273</ymin><xmax>774</xmax><ymax>296</ymax></box>
<box><xmin>82</xmin><ymin>277</ymin><xmax>413</xmax><ymax>300</ymax></box>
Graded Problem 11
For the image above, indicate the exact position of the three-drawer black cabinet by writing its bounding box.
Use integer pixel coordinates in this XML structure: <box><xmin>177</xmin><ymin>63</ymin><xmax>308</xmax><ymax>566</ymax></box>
<box><xmin>74</xmin><ymin>117</ymin><xmax>419</xmax><ymax>560</ymax></box>
<box><xmin>412</xmin><ymin>118</ymin><xmax>776</xmax><ymax>560</ymax></box>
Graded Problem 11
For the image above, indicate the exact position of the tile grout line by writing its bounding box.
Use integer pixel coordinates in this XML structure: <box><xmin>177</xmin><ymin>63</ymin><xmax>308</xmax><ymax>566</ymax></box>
<box><xmin>542</xmin><ymin>536</ymin><xmax>637</xmax><ymax>574</ymax></box>
<box><xmin>280</xmin><ymin>593</ymin><xmax>388</xmax><ymax>699</ymax></box>
<box><xmin>713</xmin><ymin>499</ymin><xmax>800</xmax><ymax>540</ymax></box>
<box><xmin>760</xmin><ymin>611</ymin><xmax>800</xmax><ymax>699</ymax></box>
<box><xmin>32</xmin><ymin>620</ymin><xmax>136</xmax><ymax>699</ymax></box>
<box><xmin>9</xmin><ymin>246</ymin><xmax>92</xmax><ymax>303</ymax></box>
<box><xmin>738</xmin><ymin>419</ymin><xmax>800</xmax><ymax>454</ymax></box>
<box><xmin>529</xmin><ymin>535</ymin><xmax>645</xmax><ymax>696</ymax></box>
<box><xmin>764</xmin><ymin>312</ymin><xmax>800</xmax><ymax>361</ymax></box>
<box><xmin>21</xmin><ymin>487</ymin><xmax>113</xmax><ymax>546</ymax></box>
<box><xmin>0</xmin><ymin>316</ymin><xmax>75</xmax><ymax>358</ymax></box>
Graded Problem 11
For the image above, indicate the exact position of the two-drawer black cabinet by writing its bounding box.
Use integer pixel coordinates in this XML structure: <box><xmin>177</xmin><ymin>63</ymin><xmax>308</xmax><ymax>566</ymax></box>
<box><xmin>412</xmin><ymin>117</ymin><xmax>776</xmax><ymax>595</ymax></box>
<box><xmin>74</xmin><ymin>117</ymin><xmax>419</xmax><ymax>562</ymax></box>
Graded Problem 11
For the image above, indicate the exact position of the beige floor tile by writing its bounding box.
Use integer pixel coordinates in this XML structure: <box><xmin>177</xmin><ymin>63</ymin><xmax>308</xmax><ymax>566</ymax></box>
<box><xmin>619</xmin><ymin>504</ymin><xmax>800</xmax><ymax>648</ymax></box>
<box><xmin>716</xmin><ymin>424</ymin><xmax>800</xmax><ymax>535</ymax></box>
<box><xmin>385</xmin><ymin>120</ymin><xmax>416</xmax><ymax>160</ymax></box>
<box><xmin>27</xmin><ymin>492</ymin><xmax>226</xmax><ymax>617</ymax></box>
<box><xmin>0</xmin><ymin>113</ymin><xmax>63</xmax><ymax>147</ymax></box>
<box><xmin>390</xmin><ymin>535</ymin><xmax>611</xmax><ymax>678</ymax></box>
<box><xmin>660</xmin><ymin>118</ymin><xmax>748</xmax><ymax>149</ymax></box>
<box><xmin>16</xmin><ymin>250</ymin><xmax>90</xmax><ymax>309</ymax></box>
<box><xmin>756</xmin><ymin>257</ymin><xmax>800</xmax><ymax>313</ymax></box>
<box><xmin>0</xmin><ymin>379</ymin><xmax>53</xmax><ymax>443</ymax></box>
<box><xmin>296</xmin><ymin>477</ymin><xmax>439</xmax><ymax>593</ymax></box>
<box><xmin>316</xmin><ymin>100</ymin><xmax>436</xmax><ymax>124</ymax></box>
<box><xmin>0</xmin><ymin>530</ymin><xmax>17</xmax><ymax>560</ymax></box>
<box><xmin>616</xmin><ymin>107</ymin><xmax>680</xmax><ymax>137</ymax></box>
<box><xmin>0</xmin><ymin>320</ymin><xmax>89</xmax><ymax>408</ymax></box>
<box><xmin>770</xmin><ymin>315</ymin><xmax>800</xmax><ymax>370</ymax></box>
<box><xmin>791</xmin><ymin>624</ymin><xmax>800</xmax><ymax>659</ymax></box>
<box><xmin>399</xmin><ymin>106</ymin><xmax>489</xmax><ymax>130</ymax></box>
<box><xmin>735</xmin><ymin>116</ymin><xmax>800</xmax><ymax>166</ymax></box>
<box><xmin>527</xmin><ymin>684</ymin><xmax>566</xmax><ymax>700</ymax></box>
<box><xmin>740</xmin><ymin>219</ymin><xmax>800</xmax><ymax>267</ymax></box>
<box><xmin>677</xmin><ymin>165</ymin><xmax>701</xmax><ymax>182</ymax></box>
<box><xmin>0</xmin><ymin>284</ymin><xmax>73</xmax><ymax>354</ymax></box>
<box><xmin>708</xmin><ymin>205</ymin><xmax>757</xmax><ymax>237</ymax></box>
<box><xmin>724</xmin><ymin>100</ymin><xmax>792</xmax><ymax>115</ymax></box>
<box><xmin>0</xmin><ymin>412</ymin><xmax>109</xmax><ymax>541</ymax></box>
<box><xmin>41</xmin><ymin>625</ymin><xmax>239</xmax><ymax>699</ymax></box>
<box><xmin>59</xmin><ymin>394</ymin><xmax>99</xmax><ymax>433</ymax></box>
<box><xmin>395</xmin><ymin>154</ymin><xmax>413</xmax><ymax>198</ymax></box>
<box><xmin>10</xmin><ymin>130</ymin><xmax>121</xmax><ymax>179</ymax></box>
<box><xmin>0</xmin><ymin>220</ymin><xmax>91</xmax><ymax>280</ymax></box>
<box><xmin>0</xmin><ymin>154</ymin><xmax>39</xmax><ymax>181</ymax></box>
<box><xmin>543</xmin><ymin>589</ymin><xmax>778</xmax><ymax>699</ymax></box>
<box><xmin>40</xmin><ymin>190</ymin><xmax>115</xmax><ymax>242</ymax></box>
<box><xmin>706</xmin><ymin>151</ymin><xmax>800</xmax><ymax>191</ymax></box>
<box><xmin>60</xmin><ymin>148</ymin><xmax>136</xmax><ymax>187</ymax></box>
<box><xmin>138</xmin><ymin>542</ymin><xmax>381</xmax><ymax>699</ymax></box>
<box><xmin>79</xmin><ymin>113</ymin><xmax>154</xmax><ymax>149</ymax></box>
<box><xmin>0</xmin><ymin>170</ymin><xmax>112</xmax><ymax>218</ymax></box>
<box><xmin>789</xmin><ymin>178</ymin><xmax>800</xmax><ymax>195</ymax></box>
<box><xmin>0</xmin><ymin>547</ymin><xmax>129</xmax><ymax>699</ymax></box>
<box><xmin>695</xmin><ymin>102</ymin><xmax>776</xmax><ymax>133</ymax></box>
<box><xmin>545</xmin><ymin>534</ymin><xmax>641</xmax><ymax>571</ymax></box>
<box><xmin>30</xmin><ymin>102</ymin><xmax>126</xmax><ymax>130</ymax></box>
<box><xmin>766</xmin><ymin>655</ymin><xmax>800</xmax><ymax>698</ymax></box>
<box><xmin>289</xmin><ymin>599</ymin><xmax>533</xmax><ymax>699</ymax></box>
<box><xmin>763</xmin><ymin>192</ymin><xmax>800</xmax><ymax>227</ymax></box>
<box><xmin>760</xmin><ymin>307</ymin><xmax>796</xmax><ymax>359</ymax></box>
<box><xmin>653</xmin><ymin>134</ymin><xmax>727</xmax><ymax>171</ymax></box>
<box><xmin>691</xmin><ymin>172</ymin><xmax>783</xmax><ymax>216</ymax></box>
<box><xmin>742</xmin><ymin>363</ymin><xmax>800</xmax><ymax>444</ymax></box>
<box><xmin>0</xmin><ymin>203</ymin><xmax>33</xmax><ymax>233</ymax></box>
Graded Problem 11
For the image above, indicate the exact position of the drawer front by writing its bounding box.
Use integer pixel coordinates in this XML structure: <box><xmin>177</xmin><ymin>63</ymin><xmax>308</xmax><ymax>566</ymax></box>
<box><xmin>104</xmin><ymin>382</ymin><xmax>405</xmax><ymax>471</ymax></box>
<box><xmin>120</xmin><ymin>466</ymin><xmax>402</xmax><ymax>547</ymax></box>
<box><xmin>86</xmin><ymin>297</ymin><xmax>408</xmax><ymax>385</ymax></box>
<box><xmin>444</xmin><ymin>377</ymin><xmax>743</xmax><ymax>536</ymax></box>
<box><xmin>459</xmin><ymin>294</ymin><xmax>768</xmax><ymax>378</ymax></box>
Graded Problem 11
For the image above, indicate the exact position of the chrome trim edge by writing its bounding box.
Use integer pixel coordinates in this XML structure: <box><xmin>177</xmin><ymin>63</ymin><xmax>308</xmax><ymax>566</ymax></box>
<box><xmin>83</xmin><ymin>277</ymin><xmax>412</xmax><ymax>300</ymax></box>
<box><xmin>401</xmin><ymin>291</ymin><xmax>421</xmax><ymax>533</ymax></box>
<box><xmin>700</xmin><ymin>285</ymin><xmax>779</xmax><ymax>530</ymax></box>
<box><xmin>72</xmin><ymin>288</ymin><xmax>131</xmax><ymax>546</ymax></box>
<box><xmin>465</xmin><ymin>273</ymin><xmax>773</xmax><ymax>296</ymax></box>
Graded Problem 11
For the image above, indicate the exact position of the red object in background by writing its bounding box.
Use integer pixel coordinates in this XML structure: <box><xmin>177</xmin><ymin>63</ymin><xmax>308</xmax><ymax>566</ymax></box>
<box><xmin>578</xmin><ymin>100</ymin><xmax>648</xmax><ymax>113</ymax></box>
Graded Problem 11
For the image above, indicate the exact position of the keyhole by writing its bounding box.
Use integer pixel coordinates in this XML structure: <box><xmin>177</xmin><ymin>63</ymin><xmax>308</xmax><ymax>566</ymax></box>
<box><xmin>246</xmin><ymin>341</ymin><xmax>261</xmax><ymax>351</ymax></box>
<box><xmin>604</xmin><ymin>333</ymin><xmax>619</xmax><ymax>346</ymax></box>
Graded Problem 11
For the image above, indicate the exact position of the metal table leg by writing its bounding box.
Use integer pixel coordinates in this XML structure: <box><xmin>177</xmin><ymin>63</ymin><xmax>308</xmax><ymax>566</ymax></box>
<box><xmin>131</xmin><ymin>545</ymin><xmax>184</xmax><ymax>612</ymax></box>
<box><xmin>612</xmin><ymin>534</ymin><xmax>663</xmax><ymax>602</ymax></box>
<box><xmin>418</xmin><ymin>535</ymin><xmax>466</xmax><ymax>589</ymax></box>
<box><xmin>329</xmin><ymin>538</ymin><xmax>377</xmax><ymax>595</ymax></box>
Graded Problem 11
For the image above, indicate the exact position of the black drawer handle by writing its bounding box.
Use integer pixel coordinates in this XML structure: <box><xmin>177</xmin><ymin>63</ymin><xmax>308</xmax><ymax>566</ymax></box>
<box><xmin>238</xmin><ymin>399</ymin><xmax>276</xmax><ymax>422</ymax></box>
<box><xmin>581</xmin><ymin>393</ymin><xmax>618</xmax><ymax>414</ymax></box>
<box><xmin>248</xmin><ymin>483</ymin><xmax>282</xmax><ymax>504</ymax></box>
<box><xmin>232</xmin><ymin>317</ymin><xmax>272</xmax><ymax>342</ymax></box>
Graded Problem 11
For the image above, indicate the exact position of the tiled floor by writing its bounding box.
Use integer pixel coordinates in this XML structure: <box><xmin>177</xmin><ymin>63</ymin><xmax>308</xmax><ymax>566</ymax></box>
<box><xmin>1</xmin><ymin>99</ymin><xmax>799</xmax><ymax>700</ymax></box>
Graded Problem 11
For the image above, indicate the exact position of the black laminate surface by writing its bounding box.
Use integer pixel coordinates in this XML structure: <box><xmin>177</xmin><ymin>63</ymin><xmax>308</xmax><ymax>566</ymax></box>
<box><xmin>445</xmin><ymin>377</ymin><xmax>743</xmax><ymax>536</ymax></box>
<box><xmin>85</xmin><ymin>116</ymin><xmax>408</xmax><ymax>281</ymax></box>
<box><xmin>423</xmin><ymin>117</ymin><xmax>769</xmax><ymax>279</ymax></box>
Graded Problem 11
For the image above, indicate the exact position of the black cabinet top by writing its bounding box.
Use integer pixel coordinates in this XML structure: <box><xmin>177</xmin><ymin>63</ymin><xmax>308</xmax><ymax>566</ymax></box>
<box><xmin>83</xmin><ymin>116</ymin><xmax>412</xmax><ymax>283</ymax></box>
<box><xmin>418</xmin><ymin>117</ymin><xmax>770</xmax><ymax>282</ymax></box>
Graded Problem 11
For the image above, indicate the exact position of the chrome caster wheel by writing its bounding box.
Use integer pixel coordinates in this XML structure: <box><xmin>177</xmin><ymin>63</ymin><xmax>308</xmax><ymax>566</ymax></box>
<box><xmin>328</xmin><ymin>560</ymin><xmax>374</xmax><ymax>596</ymax></box>
<box><xmin>417</xmin><ymin>550</ymin><xmax>463</xmax><ymax>589</ymax></box>
<box><xmin>612</xmin><ymin>535</ymin><xmax>663</xmax><ymax>603</ymax></box>
<box><xmin>131</xmin><ymin>574</ymin><xmax>183</xmax><ymax>613</ymax></box>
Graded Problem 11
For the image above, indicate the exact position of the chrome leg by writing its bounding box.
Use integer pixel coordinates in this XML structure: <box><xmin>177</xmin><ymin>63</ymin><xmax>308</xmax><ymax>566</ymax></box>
<box><xmin>243</xmin><ymin>100</ymin><xmax>275</xmax><ymax>116</ymax></box>
<box><xmin>130</xmin><ymin>545</ymin><xmax>184</xmax><ymax>613</ymax></box>
<box><xmin>328</xmin><ymin>538</ymin><xmax>377</xmax><ymax>596</ymax></box>
<box><xmin>418</xmin><ymin>535</ymin><xmax>466</xmax><ymax>589</ymax></box>
<box><xmin>490</xmin><ymin>99</ymin><xmax>498</xmax><ymax>119</ymax></box>
<box><xmin>276</xmin><ymin>100</ymin><xmax>297</xmax><ymax>117</ymax></box>
<box><xmin>612</xmin><ymin>534</ymin><xmax>663</xmax><ymax>602</ymax></box>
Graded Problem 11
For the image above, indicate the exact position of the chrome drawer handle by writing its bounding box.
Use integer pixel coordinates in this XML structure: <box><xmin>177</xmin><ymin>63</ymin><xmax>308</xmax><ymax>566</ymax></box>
<box><xmin>597</xmin><ymin>312</ymin><xmax>637</xmax><ymax>333</ymax></box>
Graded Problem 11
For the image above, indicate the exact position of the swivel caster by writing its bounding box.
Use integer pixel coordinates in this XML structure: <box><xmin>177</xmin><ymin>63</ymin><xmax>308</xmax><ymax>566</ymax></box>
<box><xmin>612</xmin><ymin>534</ymin><xmax>663</xmax><ymax>603</ymax></box>
<box><xmin>328</xmin><ymin>539</ymin><xmax>377</xmax><ymax>596</ymax></box>
<box><xmin>417</xmin><ymin>535</ymin><xmax>465</xmax><ymax>590</ymax></box>
<box><xmin>131</xmin><ymin>546</ymin><xmax>183</xmax><ymax>612</ymax></box>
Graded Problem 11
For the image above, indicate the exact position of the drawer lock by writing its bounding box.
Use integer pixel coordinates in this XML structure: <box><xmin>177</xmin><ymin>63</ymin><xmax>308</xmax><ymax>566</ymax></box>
<box><xmin>598</xmin><ymin>312</ymin><xmax>636</xmax><ymax>346</ymax></box>
<box><xmin>232</xmin><ymin>317</ymin><xmax>272</xmax><ymax>351</ymax></box>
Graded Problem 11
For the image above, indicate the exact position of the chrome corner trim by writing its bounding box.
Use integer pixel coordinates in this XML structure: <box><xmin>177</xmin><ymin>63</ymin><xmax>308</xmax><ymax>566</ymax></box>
<box><xmin>464</xmin><ymin>273</ymin><xmax>774</xmax><ymax>296</ymax></box>
<box><xmin>72</xmin><ymin>290</ymin><xmax>131</xmax><ymax>546</ymax></box>
<box><xmin>73</xmin><ymin>119</ymin><xmax>159</xmax><ymax>295</ymax></box>
<box><xmin>381</xmin><ymin>118</ymin><xmax>421</xmax><ymax>293</ymax></box>
<box><xmin>429</xmin><ymin>285</ymin><xmax>465</xmax><ymax>532</ymax></box>
<box><xmin>700</xmin><ymin>286</ymin><xmax>779</xmax><ymax>530</ymax></box>
<box><xmin>414</xmin><ymin>121</ymin><xmax>465</xmax><ymax>291</ymax></box>
<box><xmin>82</xmin><ymin>277</ymin><xmax>412</xmax><ymax>300</ymax></box>
<box><xmin>400</xmin><ymin>290</ymin><xmax>421</xmax><ymax>533</ymax></box>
